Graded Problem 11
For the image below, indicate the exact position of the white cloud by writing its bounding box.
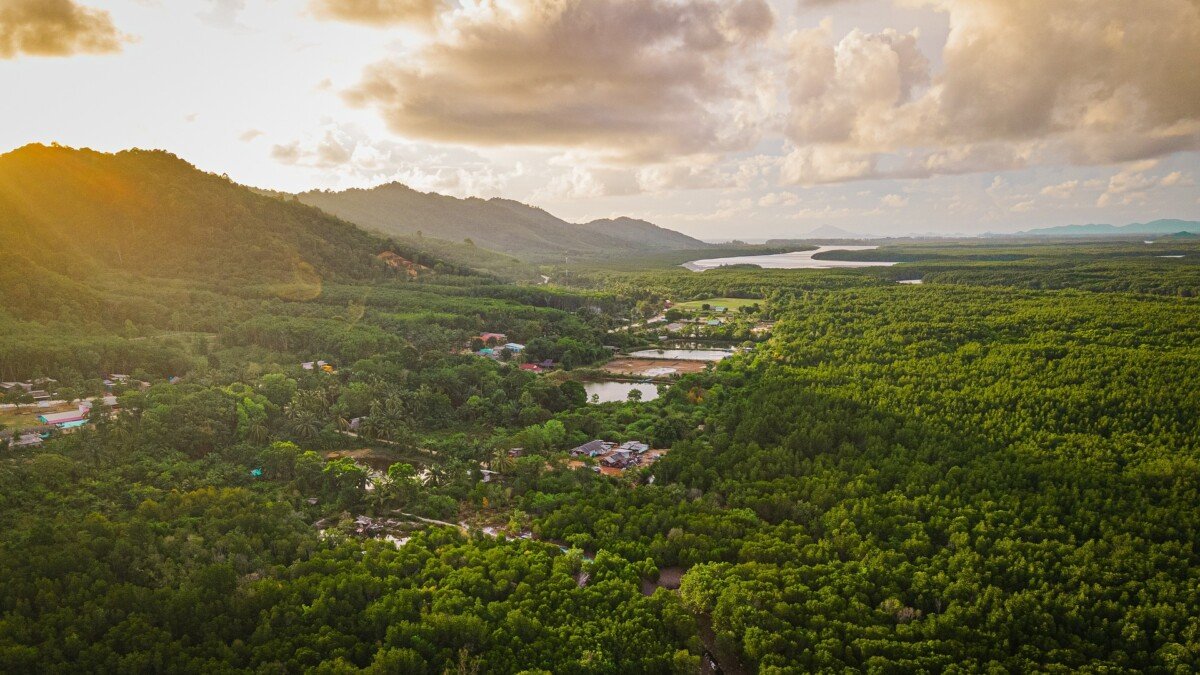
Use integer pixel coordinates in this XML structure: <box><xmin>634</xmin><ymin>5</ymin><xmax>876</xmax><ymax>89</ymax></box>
<box><xmin>1040</xmin><ymin>180</ymin><xmax>1079</xmax><ymax>198</ymax></box>
<box><xmin>781</xmin><ymin>0</ymin><xmax>1200</xmax><ymax>184</ymax></box>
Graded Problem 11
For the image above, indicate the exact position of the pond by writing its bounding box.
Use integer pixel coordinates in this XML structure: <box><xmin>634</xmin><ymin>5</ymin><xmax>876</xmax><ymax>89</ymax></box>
<box><xmin>628</xmin><ymin>348</ymin><xmax>732</xmax><ymax>361</ymax></box>
<box><xmin>683</xmin><ymin>245</ymin><xmax>897</xmax><ymax>271</ymax></box>
<box><xmin>584</xmin><ymin>381</ymin><xmax>660</xmax><ymax>403</ymax></box>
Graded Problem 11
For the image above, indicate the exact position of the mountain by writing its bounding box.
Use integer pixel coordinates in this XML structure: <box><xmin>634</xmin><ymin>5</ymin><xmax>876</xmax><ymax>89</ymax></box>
<box><xmin>577</xmin><ymin>216</ymin><xmax>706</xmax><ymax>250</ymax></box>
<box><xmin>1015</xmin><ymin>219</ymin><xmax>1200</xmax><ymax>237</ymax></box>
<box><xmin>0</xmin><ymin>144</ymin><xmax>428</xmax><ymax>285</ymax></box>
<box><xmin>761</xmin><ymin>226</ymin><xmax>868</xmax><ymax>245</ymax></box>
<box><xmin>294</xmin><ymin>182</ymin><xmax>708</xmax><ymax>258</ymax></box>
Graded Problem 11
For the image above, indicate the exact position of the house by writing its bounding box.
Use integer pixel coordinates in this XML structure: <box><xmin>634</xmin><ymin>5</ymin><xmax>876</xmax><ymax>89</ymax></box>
<box><xmin>519</xmin><ymin>363</ymin><xmax>542</xmax><ymax>373</ymax></box>
<box><xmin>714</xmin><ymin>306</ymin><xmax>727</xmax><ymax>313</ymax></box>
<box><xmin>477</xmin><ymin>347</ymin><xmax>497</xmax><ymax>358</ymax></box>
<box><xmin>38</xmin><ymin>408</ymin><xmax>89</xmax><ymax>429</ymax></box>
<box><xmin>570</xmin><ymin>440</ymin><xmax>614</xmax><ymax>457</ymax></box>
<box><xmin>538</xmin><ymin>360</ymin><xmax>556</xmax><ymax>369</ymax></box>
<box><xmin>618</xmin><ymin>441</ymin><xmax>650</xmax><ymax>454</ymax></box>
<box><xmin>507</xmin><ymin>447</ymin><xmax>525</xmax><ymax>458</ymax></box>
<box><xmin>706</xmin><ymin>319</ymin><xmax>723</xmax><ymax>326</ymax></box>
<box><xmin>503</xmin><ymin>343</ymin><xmax>525</xmax><ymax>353</ymax></box>
<box><xmin>110</xmin><ymin>374</ymin><xmax>130</xmax><ymax>382</ymax></box>
<box><xmin>480</xmin><ymin>469</ymin><xmax>501</xmax><ymax>484</ymax></box>
<box><xmin>479</xmin><ymin>332</ymin><xmax>508</xmax><ymax>344</ymax></box>
<box><xmin>28</xmin><ymin>390</ymin><xmax>51</xmax><ymax>401</ymax></box>
<box><xmin>601</xmin><ymin>451</ymin><xmax>637</xmax><ymax>469</ymax></box>
<box><xmin>666</xmin><ymin>322</ymin><xmax>686</xmax><ymax>332</ymax></box>
<box><xmin>301</xmin><ymin>362</ymin><xmax>315</xmax><ymax>370</ymax></box>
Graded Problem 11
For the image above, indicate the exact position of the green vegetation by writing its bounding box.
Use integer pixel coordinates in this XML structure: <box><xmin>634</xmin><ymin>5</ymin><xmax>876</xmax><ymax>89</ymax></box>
<box><xmin>1</xmin><ymin>148</ymin><xmax>1198</xmax><ymax>673</ymax></box>
<box><xmin>295</xmin><ymin>182</ymin><xmax>707</xmax><ymax>260</ymax></box>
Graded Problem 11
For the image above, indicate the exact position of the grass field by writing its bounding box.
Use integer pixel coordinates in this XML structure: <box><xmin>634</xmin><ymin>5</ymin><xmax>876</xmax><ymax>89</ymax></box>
<box><xmin>672</xmin><ymin>297</ymin><xmax>762</xmax><ymax>311</ymax></box>
<box><xmin>1</xmin><ymin>406</ymin><xmax>52</xmax><ymax>430</ymax></box>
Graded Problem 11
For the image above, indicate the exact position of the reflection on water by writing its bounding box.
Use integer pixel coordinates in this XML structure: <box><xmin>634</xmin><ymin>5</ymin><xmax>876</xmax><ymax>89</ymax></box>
<box><xmin>584</xmin><ymin>381</ymin><xmax>660</xmax><ymax>403</ymax></box>
<box><xmin>683</xmin><ymin>245</ymin><xmax>896</xmax><ymax>271</ymax></box>
<box><xmin>628</xmin><ymin>349</ymin><xmax>732</xmax><ymax>361</ymax></box>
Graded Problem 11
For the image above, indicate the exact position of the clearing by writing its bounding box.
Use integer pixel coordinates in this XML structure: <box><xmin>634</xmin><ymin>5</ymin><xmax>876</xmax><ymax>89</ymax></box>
<box><xmin>672</xmin><ymin>297</ymin><xmax>762</xmax><ymax>311</ymax></box>
<box><xmin>602</xmin><ymin>358</ymin><xmax>711</xmax><ymax>378</ymax></box>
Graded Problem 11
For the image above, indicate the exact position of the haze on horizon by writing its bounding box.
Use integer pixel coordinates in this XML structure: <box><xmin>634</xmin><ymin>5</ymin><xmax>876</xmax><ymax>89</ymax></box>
<box><xmin>1</xmin><ymin>0</ymin><xmax>1198</xmax><ymax>239</ymax></box>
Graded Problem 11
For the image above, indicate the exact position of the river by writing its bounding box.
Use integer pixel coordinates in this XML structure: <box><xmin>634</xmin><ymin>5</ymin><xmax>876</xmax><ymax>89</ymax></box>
<box><xmin>683</xmin><ymin>245</ymin><xmax>897</xmax><ymax>271</ymax></box>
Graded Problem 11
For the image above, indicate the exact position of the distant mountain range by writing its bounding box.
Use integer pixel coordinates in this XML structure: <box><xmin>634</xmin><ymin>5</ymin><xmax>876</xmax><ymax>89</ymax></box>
<box><xmin>760</xmin><ymin>225</ymin><xmax>868</xmax><ymax>246</ymax></box>
<box><xmin>295</xmin><ymin>183</ymin><xmax>708</xmax><ymax>259</ymax></box>
<box><xmin>800</xmin><ymin>225</ymin><xmax>866</xmax><ymax>239</ymax></box>
<box><xmin>1014</xmin><ymin>219</ymin><xmax>1200</xmax><ymax>237</ymax></box>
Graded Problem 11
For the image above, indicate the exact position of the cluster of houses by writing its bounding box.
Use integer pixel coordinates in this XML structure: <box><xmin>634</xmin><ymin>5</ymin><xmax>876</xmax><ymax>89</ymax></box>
<box><xmin>0</xmin><ymin>394</ymin><xmax>121</xmax><ymax>450</ymax></box>
<box><xmin>0</xmin><ymin>379</ymin><xmax>55</xmax><ymax>402</ymax></box>
<box><xmin>36</xmin><ymin>396</ymin><xmax>120</xmax><ymax>429</ymax></box>
<box><xmin>301</xmin><ymin>360</ymin><xmax>336</xmax><ymax>373</ymax></box>
<box><xmin>472</xmin><ymin>332</ymin><xmax>557</xmax><ymax>371</ymax></box>
<box><xmin>569</xmin><ymin>439</ymin><xmax>667</xmax><ymax>475</ymax></box>
<box><xmin>475</xmin><ymin>333</ymin><xmax>527</xmax><ymax>358</ymax></box>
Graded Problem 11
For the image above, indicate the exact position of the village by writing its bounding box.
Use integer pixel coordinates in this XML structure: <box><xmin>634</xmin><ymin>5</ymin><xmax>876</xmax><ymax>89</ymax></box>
<box><xmin>0</xmin><ymin>376</ymin><xmax>138</xmax><ymax>449</ymax></box>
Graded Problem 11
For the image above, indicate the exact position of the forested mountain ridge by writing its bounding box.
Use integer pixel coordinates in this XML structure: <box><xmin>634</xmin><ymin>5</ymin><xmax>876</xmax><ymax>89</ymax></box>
<box><xmin>1015</xmin><ymin>218</ymin><xmax>1200</xmax><ymax>237</ymax></box>
<box><xmin>575</xmin><ymin>216</ymin><xmax>709</xmax><ymax>250</ymax></box>
<box><xmin>295</xmin><ymin>182</ymin><xmax>709</xmax><ymax>258</ymax></box>
<box><xmin>0</xmin><ymin>144</ymin><xmax>428</xmax><ymax>285</ymax></box>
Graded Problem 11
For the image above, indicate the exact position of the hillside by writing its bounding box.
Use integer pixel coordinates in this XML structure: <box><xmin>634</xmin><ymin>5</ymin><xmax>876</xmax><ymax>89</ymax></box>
<box><xmin>576</xmin><ymin>216</ymin><xmax>707</xmax><ymax>250</ymax></box>
<box><xmin>295</xmin><ymin>182</ymin><xmax>708</xmax><ymax>258</ymax></box>
<box><xmin>1016</xmin><ymin>219</ymin><xmax>1200</xmax><ymax>237</ymax></box>
<box><xmin>0</xmin><ymin>144</ymin><xmax>412</xmax><ymax>285</ymax></box>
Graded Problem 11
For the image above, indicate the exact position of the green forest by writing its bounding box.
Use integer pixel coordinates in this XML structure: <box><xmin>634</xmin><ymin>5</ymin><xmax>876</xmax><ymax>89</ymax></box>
<box><xmin>1</xmin><ymin>146</ymin><xmax>1198</xmax><ymax>673</ymax></box>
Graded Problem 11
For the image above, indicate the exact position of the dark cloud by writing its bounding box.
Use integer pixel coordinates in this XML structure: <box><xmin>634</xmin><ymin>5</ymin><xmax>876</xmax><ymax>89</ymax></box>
<box><xmin>344</xmin><ymin>0</ymin><xmax>774</xmax><ymax>161</ymax></box>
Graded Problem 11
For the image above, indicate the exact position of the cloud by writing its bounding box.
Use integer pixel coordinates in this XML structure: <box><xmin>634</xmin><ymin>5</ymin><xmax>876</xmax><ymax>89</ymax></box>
<box><xmin>0</xmin><ymin>0</ymin><xmax>129</xmax><ymax>59</ymax></box>
<box><xmin>782</xmin><ymin>0</ymin><xmax>1200</xmax><ymax>184</ymax></box>
<box><xmin>272</xmin><ymin>129</ymin><xmax>358</xmax><ymax>168</ymax></box>
<box><xmin>269</xmin><ymin>122</ymin><xmax>535</xmax><ymax>197</ymax></box>
<box><xmin>535</xmin><ymin>166</ymin><xmax>641</xmax><ymax>200</ymax></box>
<box><xmin>759</xmin><ymin>191</ymin><xmax>801</xmax><ymax>207</ymax></box>
<box><xmin>1095</xmin><ymin>160</ymin><xmax>1189</xmax><ymax>207</ymax></box>
<box><xmin>198</xmin><ymin>0</ymin><xmax>248</xmax><ymax>28</ymax></box>
<box><xmin>308</xmin><ymin>0</ymin><xmax>444</xmax><ymax>26</ymax></box>
<box><xmin>239</xmin><ymin>129</ymin><xmax>265</xmax><ymax>142</ymax></box>
<box><xmin>780</xmin><ymin>145</ymin><xmax>877</xmax><ymax>185</ymax></box>
<box><xmin>881</xmin><ymin>193</ymin><xmax>908</xmax><ymax>208</ymax></box>
<box><xmin>344</xmin><ymin>0</ymin><xmax>774</xmax><ymax>161</ymax></box>
<box><xmin>1040</xmin><ymin>180</ymin><xmax>1078</xmax><ymax>199</ymax></box>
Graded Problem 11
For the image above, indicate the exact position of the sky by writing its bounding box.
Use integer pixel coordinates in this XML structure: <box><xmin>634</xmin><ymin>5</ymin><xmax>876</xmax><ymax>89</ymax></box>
<box><xmin>1</xmin><ymin>0</ymin><xmax>1198</xmax><ymax>240</ymax></box>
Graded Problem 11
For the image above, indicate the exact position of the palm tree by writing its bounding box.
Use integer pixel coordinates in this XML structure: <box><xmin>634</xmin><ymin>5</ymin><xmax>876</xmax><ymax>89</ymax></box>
<box><xmin>490</xmin><ymin>449</ymin><xmax>516</xmax><ymax>474</ymax></box>
<box><xmin>290</xmin><ymin>413</ymin><xmax>321</xmax><ymax>443</ymax></box>
<box><xmin>246</xmin><ymin>420</ymin><xmax>271</xmax><ymax>445</ymax></box>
